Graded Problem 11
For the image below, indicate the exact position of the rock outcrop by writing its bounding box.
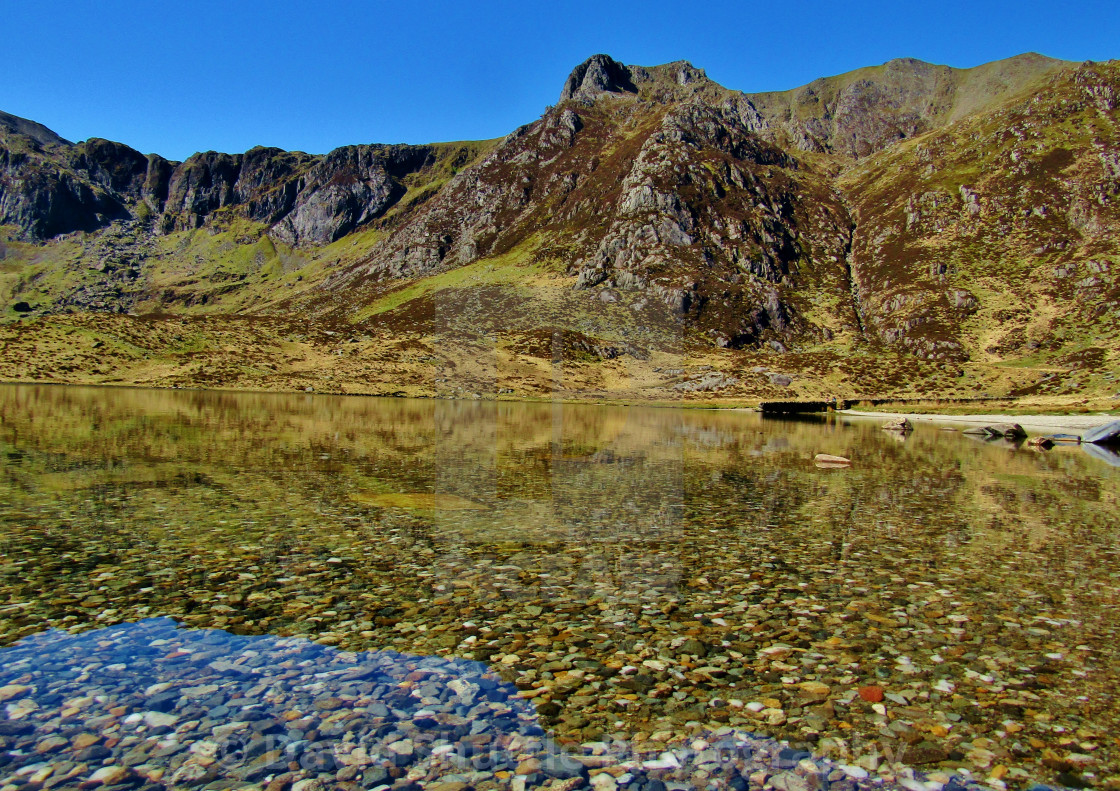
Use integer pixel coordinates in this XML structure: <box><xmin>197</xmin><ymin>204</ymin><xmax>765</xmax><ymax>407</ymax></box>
<box><xmin>559</xmin><ymin>54</ymin><xmax>638</xmax><ymax>103</ymax></box>
<box><xmin>323</xmin><ymin>86</ymin><xmax>856</xmax><ymax>349</ymax></box>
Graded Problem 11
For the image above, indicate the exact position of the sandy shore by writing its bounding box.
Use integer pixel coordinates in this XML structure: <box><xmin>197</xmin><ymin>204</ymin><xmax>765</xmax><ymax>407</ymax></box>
<box><xmin>840</xmin><ymin>410</ymin><xmax>1115</xmax><ymax>436</ymax></box>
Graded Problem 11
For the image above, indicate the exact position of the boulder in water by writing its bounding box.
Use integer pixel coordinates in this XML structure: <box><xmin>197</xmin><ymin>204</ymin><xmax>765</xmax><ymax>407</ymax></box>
<box><xmin>989</xmin><ymin>423</ymin><xmax>1027</xmax><ymax>439</ymax></box>
<box><xmin>963</xmin><ymin>423</ymin><xmax>1025</xmax><ymax>439</ymax></box>
<box><xmin>1083</xmin><ymin>420</ymin><xmax>1120</xmax><ymax>445</ymax></box>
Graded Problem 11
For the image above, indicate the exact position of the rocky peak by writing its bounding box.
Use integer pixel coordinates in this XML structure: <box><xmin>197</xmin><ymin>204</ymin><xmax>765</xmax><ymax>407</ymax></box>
<box><xmin>667</xmin><ymin>60</ymin><xmax>707</xmax><ymax>86</ymax></box>
<box><xmin>559</xmin><ymin>54</ymin><xmax>638</xmax><ymax>103</ymax></box>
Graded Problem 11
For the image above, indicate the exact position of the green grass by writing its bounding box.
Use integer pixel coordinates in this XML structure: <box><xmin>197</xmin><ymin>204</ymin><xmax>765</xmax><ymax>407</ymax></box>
<box><xmin>316</xmin><ymin>226</ymin><xmax>385</xmax><ymax>260</ymax></box>
<box><xmin>350</xmin><ymin>238</ymin><xmax>551</xmax><ymax>322</ymax></box>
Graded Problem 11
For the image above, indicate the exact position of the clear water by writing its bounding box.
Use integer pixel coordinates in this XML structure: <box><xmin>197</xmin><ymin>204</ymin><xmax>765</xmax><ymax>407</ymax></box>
<box><xmin>1</xmin><ymin>384</ymin><xmax>1118</xmax><ymax>787</ymax></box>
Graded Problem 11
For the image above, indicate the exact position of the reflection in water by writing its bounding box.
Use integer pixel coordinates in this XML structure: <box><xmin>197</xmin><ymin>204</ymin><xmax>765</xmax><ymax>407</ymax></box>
<box><xmin>1</xmin><ymin>384</ymin><xmax>1119</xmax><ymax>787</ymax></box>
<box><xmin>1083</xmin><ymin>443</ymin><xmax>1120</xmax><ymax>467</ymax></box>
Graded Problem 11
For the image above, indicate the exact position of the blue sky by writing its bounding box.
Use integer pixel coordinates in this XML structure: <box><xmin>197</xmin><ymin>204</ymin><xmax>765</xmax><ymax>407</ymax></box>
<box><xmin>4</xmin><ymin>0</ymin><xmax>1118</xmax><ymax>161</ymax></box>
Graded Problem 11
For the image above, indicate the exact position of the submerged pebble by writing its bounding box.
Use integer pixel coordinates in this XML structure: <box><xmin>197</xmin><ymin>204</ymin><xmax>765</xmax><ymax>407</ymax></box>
<box><xmin>1</xmin><ymin>387</ymin><xmax>1118</xmax><ymax>789</ymax></box>
<box><xmin>0</xmin><ymin>619</ymin><xmax>1074</xmax><ymax>791</ymax></box>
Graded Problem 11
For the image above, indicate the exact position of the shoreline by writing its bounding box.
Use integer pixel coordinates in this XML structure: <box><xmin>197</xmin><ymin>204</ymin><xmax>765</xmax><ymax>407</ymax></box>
<box><xmin>1</xmin><ymin>379</ymin><xmax>1118</xmax><ymax>420</ymax></box>
<box><xmin>840</xmin><ymin>409</ymin><xmax>1114</xmax><ymax>436</ymax></box>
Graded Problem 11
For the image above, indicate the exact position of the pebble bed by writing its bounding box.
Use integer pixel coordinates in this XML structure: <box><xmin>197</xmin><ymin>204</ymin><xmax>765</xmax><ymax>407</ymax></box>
<box><xmin>2</xmin><ymin>388</ymin><xmax>1119</xmax><ymax>790</ymax></box>
<box><xmin>0</xmin><ymin>619</ymin><xmax>1059</xmax><ymax>791</ymax></box>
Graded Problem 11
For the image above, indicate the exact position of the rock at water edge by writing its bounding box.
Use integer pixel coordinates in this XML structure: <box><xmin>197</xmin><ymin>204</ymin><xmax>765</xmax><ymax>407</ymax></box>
<box><xmin>1083</xmin><ymin>420</ymin><xmax>1120</xmax><ymax>445</ymax></box>
<box><xmin>989</xmin><ymin>423</ymin><xmax>1027</xmax><ymax>439</ymax></box>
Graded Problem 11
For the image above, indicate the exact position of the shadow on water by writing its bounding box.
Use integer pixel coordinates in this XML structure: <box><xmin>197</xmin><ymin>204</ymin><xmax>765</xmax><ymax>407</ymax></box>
<box><xmin>0</xmin><ymin>619</ymin><xmax>1045</xmax><ymax>791</ymax></box>
<box><xmin>0</xmin><ymin>618</ymin><xmax>548</xmax><ymax>786</ymax></box>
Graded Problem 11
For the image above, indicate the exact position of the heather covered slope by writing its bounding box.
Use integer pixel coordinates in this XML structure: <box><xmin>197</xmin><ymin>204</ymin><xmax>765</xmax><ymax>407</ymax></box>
<box><xmin>0</xmin><ymin>54</ymin><xmax>1117</xmax><ymax>404</ymax></box>
<box><xmin>839</xmin><ymin>60</ymin><xmax>1120</xmax><ymax>399</ymax></box>
<box><xmin>320</xmin><ymin>66</ymin><xmax>859</xmax><ymax>354</ymax></box>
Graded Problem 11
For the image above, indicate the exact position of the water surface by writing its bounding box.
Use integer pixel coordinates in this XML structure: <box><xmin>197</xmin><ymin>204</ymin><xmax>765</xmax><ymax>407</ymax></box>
<box><xmin>1</xmin><ymin>385</ymin><xmax>1118</xmax><ymax>788</ymax></box>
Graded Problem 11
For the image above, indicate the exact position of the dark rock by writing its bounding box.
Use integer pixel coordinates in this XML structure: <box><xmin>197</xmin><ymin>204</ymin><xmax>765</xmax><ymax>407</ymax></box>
<box><xmin>989</xmin><ymin>423</ymin><xmax>1026</xmax><ymax>439</ymax></box>
<box><xmin>1055</xmin><ymin>772</ymin><xmax>1092</xmax><ymax>788</ymax></box>
<box><xmin>774</xmin><ymin>748</ymin><xmax>812</xmax><ymax>768</ymax></box>
<box><xmin>0</xmin><ymin>721</ymin><xmax>34</xmax><ymax>736</ymax></box>
<box><xmin>146</xmin><ymin>690</ymin><xmax>180</xmax><ymax>712</ymax></box>
<box><xmin>560</xmin><ymin>55</ymin><xmax>638</xmax><ymax>103</ymax></box>
<box><xmin>680</xmin><ymin>638</ymin><xmax>708</xmax><ymax>658</ymax></box>
<box><xmin>76</xmin><ymin>744</ymin><xmax>113</xmax><ymax>762</ymax></box>
<box><xmin>363</xmin><ymin>766</ymin><xmax>391</xmax><ymax>786</ymax></box>
<box><xmin>541</xmin><ymin>753</ymin><xmax>589</xmax><ymax>780</ymax></box>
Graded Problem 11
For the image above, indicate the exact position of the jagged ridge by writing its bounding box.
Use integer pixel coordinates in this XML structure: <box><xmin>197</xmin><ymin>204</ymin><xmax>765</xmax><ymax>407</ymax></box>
<box><xmin>0</xmin><ymin>126</ymin><xmax>490</xmax><ymax>245</ymax></box>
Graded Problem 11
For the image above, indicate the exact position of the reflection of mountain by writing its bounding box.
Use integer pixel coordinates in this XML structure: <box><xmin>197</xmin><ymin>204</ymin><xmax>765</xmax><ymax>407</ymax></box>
<box><xmin>1</xmin><ymin>383</ymin><xmax>1114</xmax><ymax>579</ymax></box>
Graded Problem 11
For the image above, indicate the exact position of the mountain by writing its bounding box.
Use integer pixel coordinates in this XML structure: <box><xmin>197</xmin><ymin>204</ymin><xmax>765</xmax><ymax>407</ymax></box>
<box><xmin>746</xmin><ymin>52</ymin><xmax>1067</xmax><ymax>156</ymax></box>
<box><xmin>0</xmin><ymin>53</ymin><xmax>1117</xmax><ymax>405</ymax></box>
<box><xmin>0</xmin><ymin>110</ymin><xmax>71</xmax><ymax>147</ymax></box>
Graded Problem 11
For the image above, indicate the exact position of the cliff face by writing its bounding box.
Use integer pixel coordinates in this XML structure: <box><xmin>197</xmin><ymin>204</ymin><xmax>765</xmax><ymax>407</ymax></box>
<box><xmin>1</xmin><ymin>52</ymin><xmax>1118</xmax><ymax>401</ymax></box>
<box><xmin>0</xmin><ymin>124</ymin><xmax>485</xmax><ymax>247</ymax></box>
